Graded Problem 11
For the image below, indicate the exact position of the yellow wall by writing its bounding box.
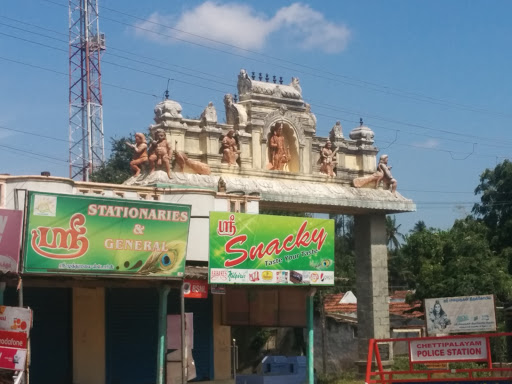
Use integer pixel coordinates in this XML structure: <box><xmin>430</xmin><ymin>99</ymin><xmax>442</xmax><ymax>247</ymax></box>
<box><xmin>344</xmin><ymin>154</ymin><xmax>363</xmax><ymax>171</ymax></box>
<box><xmin>73</xmin><ymin>287</ymin><xmax>105</xmax><ymax>384</ymax></box>
<box><xmin>212</xmin><ymin>295</ymin><xmax>231</xmax><ymax>380</ymax></box>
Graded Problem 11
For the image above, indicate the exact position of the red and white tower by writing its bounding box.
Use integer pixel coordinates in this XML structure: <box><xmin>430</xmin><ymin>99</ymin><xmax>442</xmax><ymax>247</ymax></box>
<box><xmin>69</xmin><ymin>0</ymin><xmax>105</xmax><ymax>181</ymax></box>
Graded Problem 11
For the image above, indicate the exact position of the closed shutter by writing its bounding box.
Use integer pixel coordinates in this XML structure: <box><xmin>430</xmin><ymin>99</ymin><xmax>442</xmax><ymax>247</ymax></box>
<box><xmin>106</xmin><ymin>288</ymin><xmax>159</xmax><ymax>384</ymax></box>
<box><xmin>6</xmin><ymin>287</ymin><xmax>72</xmax><ymax>384</ymax></box>
<box><xmin>168</xmin><ymin>290</ymin><xmax>213</xmax><ymax>381</ymax></box>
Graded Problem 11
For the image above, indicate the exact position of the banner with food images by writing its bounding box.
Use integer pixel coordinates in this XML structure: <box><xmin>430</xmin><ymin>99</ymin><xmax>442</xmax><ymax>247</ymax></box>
<box><xmin>209</xmin><ymin>212</ymin><xmax>334</xmax><ymax>285</ymax></box>
<box><xmin>23</xmin><ymin>192</ymin><xmax>191</xmax><ymax>278</ymax></box>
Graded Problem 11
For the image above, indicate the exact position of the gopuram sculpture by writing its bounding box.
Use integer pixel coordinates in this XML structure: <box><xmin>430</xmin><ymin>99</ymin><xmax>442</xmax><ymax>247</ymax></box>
<box><xmin>268</xmin><ymin>123</ymin><xmax>288</xmax><ymax>171</ymax></box>
<box><xmin>122</xmin><ymin>68</ymin><xmax>406</xmax><ymax>202</ymax></box>
<box><xmin>353</xmin><ymin>154</ymin><xmax>397</xmax><ymax>196</ymax></box>
<box><xmin>148</xmin><ymin>128</ymin><xmax>172</xmax><ymax>178</ymax></box>
<box><xmin>221</xmin><ymin>130</ymin><xmax>239</xmax><ymax>166</ymax></box>
<box><xmin>319</xmin><ymin>140</ymin><xmax>338</xmax><ymax>177</ymax></box>
<box><xmin>125</xmin><ymin>133</ymin><xmax>148</xmax><ymax>177</ymax></box>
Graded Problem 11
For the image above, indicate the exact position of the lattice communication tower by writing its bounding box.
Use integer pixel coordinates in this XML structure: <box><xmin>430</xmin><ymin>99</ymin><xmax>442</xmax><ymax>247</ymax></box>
<box><xmin>69</xmin><ymin>0</ymin><xmax>106</xmax><ymax>181</ymax></box>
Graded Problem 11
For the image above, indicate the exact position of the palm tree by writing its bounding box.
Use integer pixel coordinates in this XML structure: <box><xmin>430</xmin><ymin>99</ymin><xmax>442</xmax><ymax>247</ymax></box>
<box><xmin>411</xmin><ymin>220</ymin><xmax>427</xmax><ymax>233</ymax></box>
<box><xmin>386</xmin><ymin>215</ymin><xmax>404</xmax><ymax>250</ymax></box>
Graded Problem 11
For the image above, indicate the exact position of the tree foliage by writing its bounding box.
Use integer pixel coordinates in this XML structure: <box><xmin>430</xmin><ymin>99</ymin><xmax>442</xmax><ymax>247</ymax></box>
<box><xmin>399</xmin><ymin>217</ymin><xmax>512</xmax><ymax>302</ymax></box>
<box><xmin>473</xmin><ymin>159</ymin><xmax>512</xmax><ymax>255</ymax></box>
<box><xmin>90</xmin><ymin>136</ymin><xmax>133</xmax><ymax>184</ymax></box>
<box><xmin>386</xmin><ymin>215</ymin><xmax>404</xmax><ymax>250</ymax></box>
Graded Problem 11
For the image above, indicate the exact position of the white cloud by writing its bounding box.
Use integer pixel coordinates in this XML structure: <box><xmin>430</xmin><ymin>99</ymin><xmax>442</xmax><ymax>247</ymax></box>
<box><xmin>414</xmin><ymin>139</ymin><xmax>440</xmax><ymax>149</ymax></box>
<box><xmin>133</xmin><ymin>2</ymin><xmax>350</xmax><ymax>54</ymax></box>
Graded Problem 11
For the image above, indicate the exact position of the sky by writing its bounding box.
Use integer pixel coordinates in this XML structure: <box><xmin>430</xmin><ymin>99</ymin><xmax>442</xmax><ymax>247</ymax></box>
<box><xmin>1</xmin><ymin>0</ymin><xmax>512</xmax><ymax>234</ymax></box>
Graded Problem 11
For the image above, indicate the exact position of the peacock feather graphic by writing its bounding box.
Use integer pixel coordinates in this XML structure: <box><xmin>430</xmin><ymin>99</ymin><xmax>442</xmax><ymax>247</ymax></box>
<box><xmin>137</xmin><ymin>240</ymin><xmax>187</xmax><ymax>275</ymax></box>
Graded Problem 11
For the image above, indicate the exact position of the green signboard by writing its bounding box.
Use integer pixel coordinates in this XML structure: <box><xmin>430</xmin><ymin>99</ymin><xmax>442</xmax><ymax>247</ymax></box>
<box><xmin>209</xmin><ymin>212</ymin><xmax>334</xmax><ymax>285</ymax></box>
<box><xmin>23</xmin><ymin>192</ymin><xmax>191</xmax><ymax>278</ymax></box>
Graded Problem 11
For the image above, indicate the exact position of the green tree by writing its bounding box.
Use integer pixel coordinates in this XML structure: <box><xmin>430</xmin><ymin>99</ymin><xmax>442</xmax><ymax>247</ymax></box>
<box><xmin>473</xmin><ymin>159</ymin><xmax>512</xmax><ymax>256</ymax></box>
<box><xmin>411</xmin><ymin>220</ymin><xmax>427</xmax><ymax>233</ymax></box>
<box><xmin>91</xmin><ymin>136</ymin><xmax>133</xmax><ymax>184</ymax></box>
<box><xmin>386</xmin><ymin>215</ymin><xmax>403</xmax><ymax>250</ymax></box>
<box><xmin>400</xmin><ymin>217</ymin><xmax>512</xmax><ymax>302</ymax></box>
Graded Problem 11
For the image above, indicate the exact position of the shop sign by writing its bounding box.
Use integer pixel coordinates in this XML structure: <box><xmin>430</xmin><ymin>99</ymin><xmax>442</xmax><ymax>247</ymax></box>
<box><xmin>425</xmin><ymin>295</ymin><xmax>496</xmax><ymax>336</ymax></box>
<box><xmin>0</xmin><ymin>209</ymin><xmax>23</xmax><ymax>273</ymax></box>
<box><xmin>0</xmin><ymin>306</ymin><xmax>32</xmax><ymax>334</ymax></box>
<box><xmin>184</xmin><ymin>279</ymin><xmax>208</xmax><ymax>299</ymax></box>
<box><xmin>0</xmin><ymin>330</ymin><xmax>27</xmax><ymax>349</ymax></box>
<box><xmin>209</xmin><ymin>212</ymin><xmax>334</xmax><ymax>285</ymax></box>
<box><xmin>0</xmin><ymin>347</ymin><xmax>26</xmax><ymax>371</ymax></box>
<box><xmin>410</xmin><ymin>337</ymin><xmax>487</xmax><ymax>363</ymax></box>
<box><xmin>210</xmin><ymin>285</ymin><xmax>226</xmax><ymax>295</ymax></box>
<box><xmin>23</xmin><ymin>192</ymin><xmax>191</xmax><ymax>278</ymax></box>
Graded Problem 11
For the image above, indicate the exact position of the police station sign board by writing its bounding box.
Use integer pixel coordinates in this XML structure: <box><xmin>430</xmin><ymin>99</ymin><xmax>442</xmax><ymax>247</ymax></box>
<box><xmin>410</xmin><ymin>337</ymin><xmax>488</xmax><ymax>363</ymax></box>
<box><xmin>209</xmin><ymin>212</ymin><xmax>334</xmax><ymax>285</ymax></box>
<box><xmin>23</xmin><ymin>192</ymin><xmax>191</xmax><ymax>278</ymax></box>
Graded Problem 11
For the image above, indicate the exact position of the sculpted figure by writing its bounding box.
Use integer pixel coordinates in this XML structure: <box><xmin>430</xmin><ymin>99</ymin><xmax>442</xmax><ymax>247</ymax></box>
<box><xmin>125</xmin><ymin>133</ymin><xmax>148</xmax><ymax>177</ymax></box>
<box><xmin>377</xmin><ymin>154</ymin><xmax>397</xmax><ymax>195</ymax></box>
<box><xmin>148</xmin><ymin>128</ymin><xmax>172</xmax><ymax>178</ymax></box>
<box><xmin>319</xmin><ymin>140</ymin><xmax>338</xmax><ymax>177</ymax></box>
<box><xmin>174</xmin><ymin>151</ymin><xmax>211</xmax><ymax>175</ymax></box>
<box><xmin>353</xmin><ymin>154</ymin><xmax>397</xmax><ymax>196</ymax></box>
<box><xmin>200</xmin><ymin>101</ymin><xmax>217</xmax><ymax>126</ymax></box>
<box><xmin>221</xmin><ymin>130</ymin><xmax>239</xmax><ymax>166</ymax></box>
<box><xmin>269</xmin><ymin>123</ymin><xmax>288</xmax><ymax>171</ymax></box>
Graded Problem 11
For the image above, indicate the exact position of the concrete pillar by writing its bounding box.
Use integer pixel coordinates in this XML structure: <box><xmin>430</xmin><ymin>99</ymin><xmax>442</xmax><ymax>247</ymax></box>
<box><xmin>73</xmin><ymin>287</ymin><xmax>105</xmax><ymax>384</ymax></box>
<box><xmin>212</xmin><ymin>295</ymin><xmax>232</xmax><ymax>380</ymax></box>
<box><xmin>354</xmin><ymin>214</ymin><xmax>390</xmax><ymax>362</ymax></box>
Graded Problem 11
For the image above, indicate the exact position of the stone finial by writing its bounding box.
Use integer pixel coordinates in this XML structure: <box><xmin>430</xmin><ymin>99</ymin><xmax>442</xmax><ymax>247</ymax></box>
<box><xmin>329</xmin><ymin>121</ymin><xmax>344</xmax><ymax>142</ymax></box>
<box><xmin>224</xmin><ymin>94</ymin><xmax>248</xmax><ymax>127</ymax></box>
<box><xmin>349</xmin><ymin>118</ymin><xmax>374</xmax><ymax>143</ymax></box>
<box><xmin>290</xmin><ymin>77</ymin><xmax>302</xmax><ymax>95</ymax></box>
<box><xmin>237</xmin><ymin>69</ymin><xmax>252</xmax><ymax>95</ymax></box>
<box><xmin>153</xmin><ymin>99</ymin><xmax>183</xmax><ymax>124</ymax></box>
<box><xmin>200</xmin><ymin>102</ymin><xmax>217</xmax><ymax>127</ymax></box>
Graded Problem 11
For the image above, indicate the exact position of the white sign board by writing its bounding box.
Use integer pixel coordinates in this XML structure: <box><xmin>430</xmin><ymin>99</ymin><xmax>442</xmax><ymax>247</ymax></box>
<box><xmin>424</xmin><ymin>295</ymin><xmax>496</xmax><ymax>336</ymax></box>
<box><xmin>0</xmin><ymin>306</ymin><xmax>32</xmax><ymax>334</ymax></box>
<box><xmin>410</xmin><ymin>337</ymin><xmax>487</xmax><ymax>363</ymax></box>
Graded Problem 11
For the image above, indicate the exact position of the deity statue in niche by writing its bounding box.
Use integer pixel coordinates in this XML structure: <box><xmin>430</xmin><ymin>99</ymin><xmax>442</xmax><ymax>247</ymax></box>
<box><xmin>125</xmin><ymin>133</ymin><xmax>148</xmax><ymax>177</ymax></box>
<box><xmin>148</xmin><ymin>128</ymin><xmax>172</xmax><ymax>178</ymax></box>
<box><xmin>319</xmin><ymin>140</ymin><xmax>338</xmax><ymax>177</ymax></box>
<box><xmin>221</xmin><ymin>130</ymin><xmax>239</xmax><ymax>166</ymax></box>
<box><xmin>268</xmin><ymin>123</ymin><xmax>289</xmax><ymax>171</ymax></box>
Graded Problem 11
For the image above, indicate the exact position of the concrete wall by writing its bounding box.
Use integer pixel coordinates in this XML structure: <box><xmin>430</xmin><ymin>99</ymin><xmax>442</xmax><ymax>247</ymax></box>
<box><xmin>73</xmin><ymin>287</ymin><xmax>105</xmax><ymax>384</ymax></box>
<box><xmin>314</xmin><ymin>316</ymin><xmax>358</xmax><ymax>374</ymax></box>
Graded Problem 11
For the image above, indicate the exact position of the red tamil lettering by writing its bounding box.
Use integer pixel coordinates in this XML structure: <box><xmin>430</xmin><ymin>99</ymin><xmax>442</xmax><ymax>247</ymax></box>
<box><xmin>31</xmin><ymin>213</ymin><xmax>89</xmax><ymax>259</ymax></box>
<box><xmin>224</xmin><ymin>235</ymin><xmax>248</xmax><ymax>267</ymax></box>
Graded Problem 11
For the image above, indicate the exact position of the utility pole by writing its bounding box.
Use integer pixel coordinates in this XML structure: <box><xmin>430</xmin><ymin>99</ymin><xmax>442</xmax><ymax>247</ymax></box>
<box><xmin>69</xmin><ymin>0</ymin><xmax>105</xmax><ymax>181</ymax></box>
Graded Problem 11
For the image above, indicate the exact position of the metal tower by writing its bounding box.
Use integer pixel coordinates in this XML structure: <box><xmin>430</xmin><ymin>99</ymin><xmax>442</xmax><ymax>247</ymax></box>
<box><xmin>69</xmin><ymin>0</ymin><xmax>106</xmax><ymax>181</ymax></box>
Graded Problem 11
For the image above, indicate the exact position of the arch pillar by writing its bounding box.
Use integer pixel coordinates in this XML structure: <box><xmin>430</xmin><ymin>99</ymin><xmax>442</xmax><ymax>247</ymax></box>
<box><xmin>354</xmin><ymin>214</ymin><xmax>391</xmax><ymax>364</ymax></box>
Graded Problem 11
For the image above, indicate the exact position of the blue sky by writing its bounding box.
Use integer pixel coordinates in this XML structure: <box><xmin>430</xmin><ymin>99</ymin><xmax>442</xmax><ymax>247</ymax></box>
<box><xmin>1</xmin><ymin>1</ymin><xmax>512</xmax><ymax>233</ymax></box>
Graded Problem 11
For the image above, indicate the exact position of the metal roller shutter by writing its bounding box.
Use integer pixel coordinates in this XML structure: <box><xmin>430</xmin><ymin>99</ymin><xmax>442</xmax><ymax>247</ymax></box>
<box><xmin>106</xmin><ymin>288</ymin><xmax>159</xmax><ymax>384</ymax></box>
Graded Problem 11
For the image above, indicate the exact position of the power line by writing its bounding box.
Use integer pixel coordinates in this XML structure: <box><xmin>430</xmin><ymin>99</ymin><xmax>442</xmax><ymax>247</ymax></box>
<box><xmin>0</xmin><ymin>144</ymin><xmax>68</xmax><ymax>163</ymax></box>
<box><xmin>0</xmin><ymin>125</ymin><xmax>67</xmax><ymax>142</ymax></box>
<box><xmin>4</xmin><ymin>17</ymin><xmax>512</xmax><ymax>152</ymax></box>
<box><xmin>2</xmin><ymin>52</ymin><xmax>510</xmax><ymax>163</ymax></box>
<box><xmin>37</xmin><ymin>0</ymin><xmax>512</xmax><ymax>119</ymax></box>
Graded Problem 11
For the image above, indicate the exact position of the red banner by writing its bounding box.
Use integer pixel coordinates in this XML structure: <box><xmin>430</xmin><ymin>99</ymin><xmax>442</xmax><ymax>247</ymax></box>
<box><xmin>0</xmin><ymin>330</ymin><xmax>27</xmax><ymax>349</ymax></box>
<box><xmin>0</xmin><ymin>346</ymin><xmax>26</xmax><ymax>370</ymax></box>
<box><xmin>184</xmin><ymin>280</ymin><xmax>208</xmax><ymax>299</ymax></box>
<box><xmin>0</xmin><ymin>209</ymin><xmax>23</xmax><ymax>273</ymax></box>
